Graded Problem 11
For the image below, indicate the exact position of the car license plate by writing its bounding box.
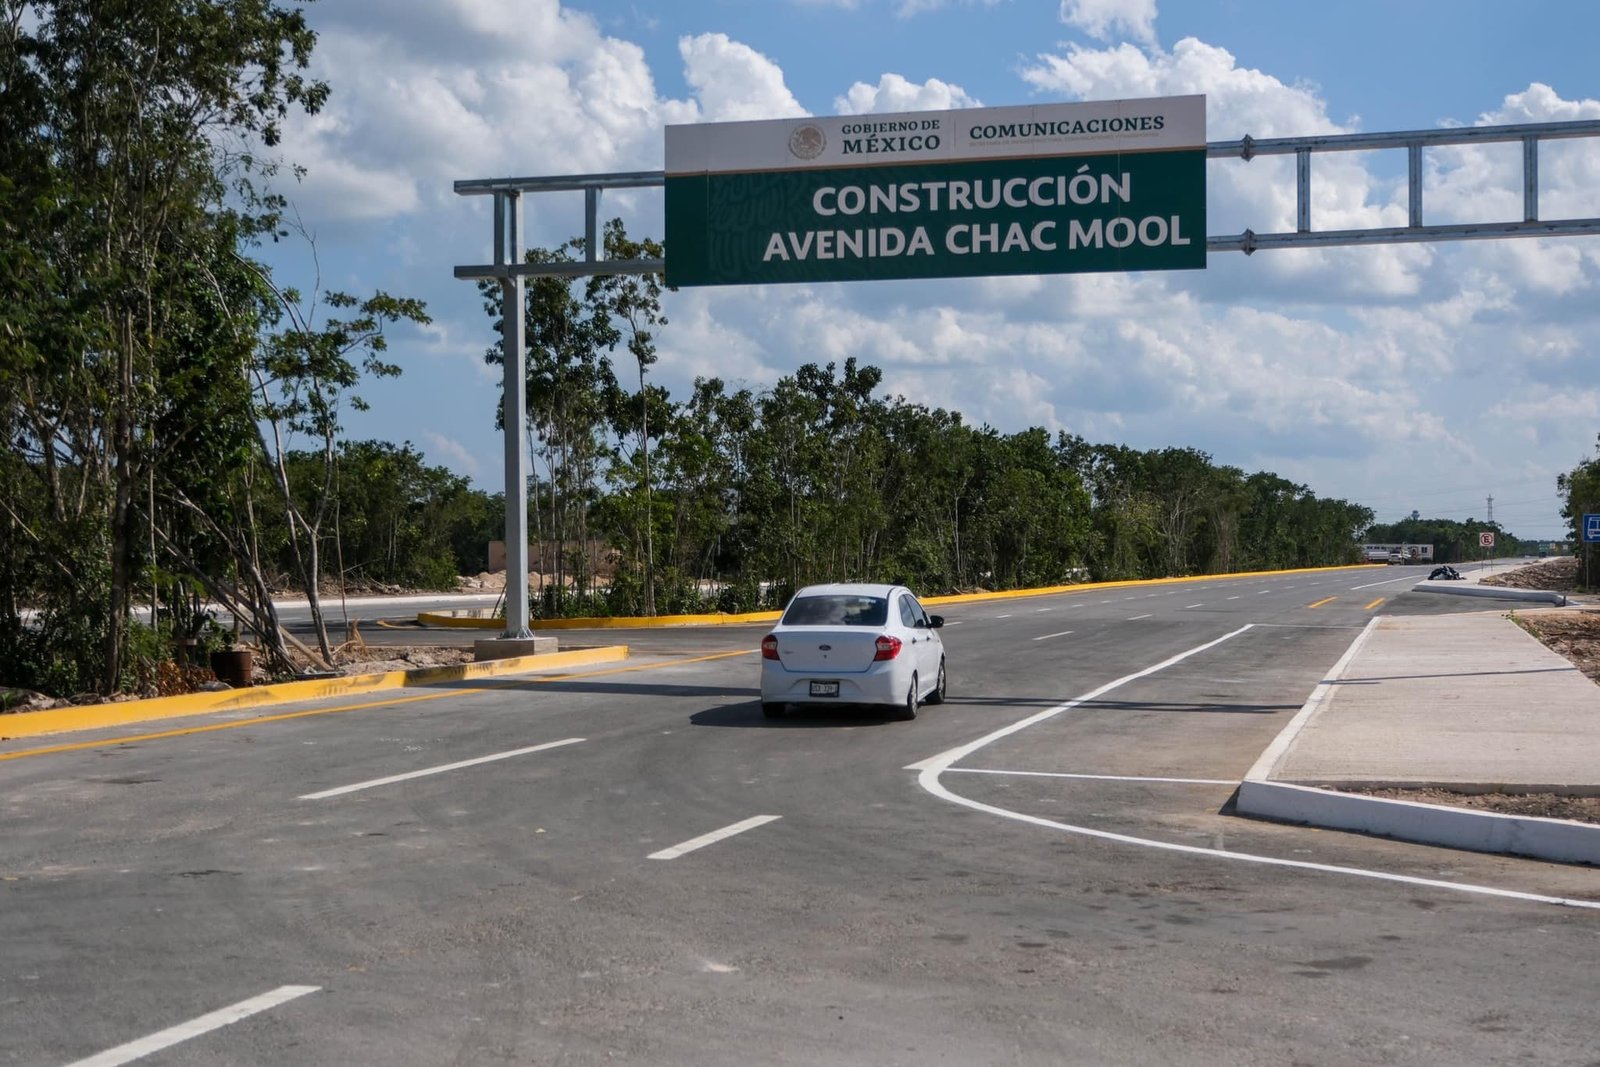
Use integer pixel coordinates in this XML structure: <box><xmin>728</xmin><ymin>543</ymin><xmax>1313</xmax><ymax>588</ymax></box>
<box><xmin>809</xmin><ymin>680</ymin><xmax>840</xmax><ymax>697</ymax></box>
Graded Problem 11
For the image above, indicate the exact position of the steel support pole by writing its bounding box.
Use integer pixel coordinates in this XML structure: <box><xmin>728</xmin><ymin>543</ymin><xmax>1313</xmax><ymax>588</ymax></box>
<box><xmin>499</xmin><ymin>192</ymin><xmax>531</xmax><ymax>638</ymax></box>
<box><xmin>585</xmin><ymin>187</ymin><xmax>601</xmax><ymax>262</ymax></box>
<box><xmin>1295</xmin><ymin>148</ymin><xmax>1310</xmax><ymax>232</ymax></box>
<box><xmin>1522</xmin><ymin>136</ymin><xmax>1539</xmax><ymax>222</ymax></box>
<box><xmin>1408</xmin><ymin>144</ymin><xmax>1423</xmax><ymax>228</ymax></box>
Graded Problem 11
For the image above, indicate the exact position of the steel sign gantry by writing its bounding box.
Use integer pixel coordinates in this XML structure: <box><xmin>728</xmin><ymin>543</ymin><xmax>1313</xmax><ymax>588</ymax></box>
<box><xmin>455</xmin><ymin>173</ymin><xmax>663</xmax><ymax>636</ymax></box>
<box><xmin>455</xmin><ymin>116</ymin><xmax>1600</xmax><ymax>636</ymax></box>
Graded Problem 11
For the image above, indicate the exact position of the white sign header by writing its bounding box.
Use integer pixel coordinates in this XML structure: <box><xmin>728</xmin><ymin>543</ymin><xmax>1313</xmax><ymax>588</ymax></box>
<box><xmin>666</xmin><ymin>95</ymin><xmax>1206</xmax><ymax>176</ymax></box>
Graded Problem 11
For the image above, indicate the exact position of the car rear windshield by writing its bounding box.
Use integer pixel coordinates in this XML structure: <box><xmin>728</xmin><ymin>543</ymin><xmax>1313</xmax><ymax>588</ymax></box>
<box><xmin>782</xmin><ymin>595</ymin><xmax>889</xmax><ymax>627</ymax></box>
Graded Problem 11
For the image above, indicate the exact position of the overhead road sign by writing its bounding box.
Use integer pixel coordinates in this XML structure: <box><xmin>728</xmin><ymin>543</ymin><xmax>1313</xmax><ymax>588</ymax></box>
<box><xmin>1584</xmin><ymin>514</ymin><xmax>1600</xmax><ymax>543</ymax></box>
<box><xmin>664</xmin><ymin>96</ymin><xmax>1206</xmax><ymax>287</ymax></box>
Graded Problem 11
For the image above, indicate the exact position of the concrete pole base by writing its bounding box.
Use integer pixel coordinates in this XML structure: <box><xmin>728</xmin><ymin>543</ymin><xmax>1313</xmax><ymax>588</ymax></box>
<box><xmin>474</xmin><ymin>635</ymin><xmax>559</xmax><ymax>661</ymax></box>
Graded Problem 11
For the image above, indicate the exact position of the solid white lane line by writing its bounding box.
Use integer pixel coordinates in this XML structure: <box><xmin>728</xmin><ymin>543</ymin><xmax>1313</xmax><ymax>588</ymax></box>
<box><xmin>648</xmin><ymin>815</ymin><xmax>782</xmax><ymax>860</ymax></box>
<box><xmin>949</xmin><ymin>768</ymin><xmax>1235</xmax><ymax>786</ymax></box>
<box><xmin>1184</xmin><ymin>603</ymin><xmax>1203</xmax><ymax>609</ymax></box>
<box><xmin>1350</xmin><ymin>574</ymin><xmax>1417</xmax><ymax>590</ymax></box>
<box><xmin>906</xmin><ymin>625</ymin><xmax>1253</xmax><ymax>775</ymax></box>
<box><xmin>300</xmin><ymin>738</ymin><xmax>584</xmax><ymax>800</ymax></box>
<box><xmin>1128</xmin><ymin>614</ymin><xmax>1153</xmax><ymax>621</ymax></box>
<box><xmin>911</xmin><ymin>625</ymin><xmax>1600</xmax><ymax>912</ymax></box>
<box><xmin>1243</xmin><ymin>617</ymin><xmax>1380</xmax><ymax>784</ymax></box>
<box><xmin>1031</xmin><ymin>630</ymin><xmax>1075</xmax><ymax>641</ymax></box>
<box><xmin>63</xmin><ymin>985</ymin><xmax>320</xmax><ymax>1067</ymax></box>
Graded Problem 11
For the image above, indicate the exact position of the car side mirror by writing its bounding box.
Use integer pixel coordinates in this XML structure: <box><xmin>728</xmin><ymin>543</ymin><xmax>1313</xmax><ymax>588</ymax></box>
<box><xmin>928</xmin><ymin>615</ymin><xmax>944</xmax><ymax>629</ymax></box>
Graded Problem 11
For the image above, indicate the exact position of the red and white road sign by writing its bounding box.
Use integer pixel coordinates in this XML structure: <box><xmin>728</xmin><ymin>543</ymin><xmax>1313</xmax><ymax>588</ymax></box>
<box><xmin>1479</xmin><ymin>532</ymin><xmax>1495</xmax><ymax>548</ymax></box>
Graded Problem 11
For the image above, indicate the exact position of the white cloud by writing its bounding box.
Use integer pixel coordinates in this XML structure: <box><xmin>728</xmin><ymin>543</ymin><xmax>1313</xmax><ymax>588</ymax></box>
<box><xmin>1058</xmin><ymin>0</ymin><xmax>1159</xmax><ymax>46</ymax></box>
<box><xmin>677</xmin><ymin>33</ymin><xmax>806</xmax><ymax>122</ymax></box>
<box><xmin>835</xmin><ymin>73</ymin><xmax>982</xmax><ymax>115</ymax></box>
<box><xmin>893</xmin><ymin>0</ymin><xmax>1004</xmax><ymax>17</ymax></box>
<box><xmin>421</xmin><ymin>431</ymin><xmax>484</xmax><ymax>480</ymax></box>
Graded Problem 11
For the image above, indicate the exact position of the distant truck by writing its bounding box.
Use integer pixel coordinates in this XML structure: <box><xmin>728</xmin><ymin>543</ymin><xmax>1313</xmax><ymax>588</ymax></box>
<box><xmin>1360</xmin><ymin>543</ymin><xmax>1434</xmax><ymax>565</ymax></box>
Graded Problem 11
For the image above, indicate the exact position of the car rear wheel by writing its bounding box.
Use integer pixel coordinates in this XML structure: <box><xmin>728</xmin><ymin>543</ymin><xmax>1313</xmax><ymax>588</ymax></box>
<box><xmin>926</xmin><ymin>658</ymin><xmax>946</xmax><ymax>705</ymax></box>
<box><xmin>892</xmin><ymin>675</ymin><xmax>918</xmax><ymax>721</ymax></box>
<box><xmin>761</xmin><ymin>702</ymin><xmax>786</xmax><ymax>719</ymax></box>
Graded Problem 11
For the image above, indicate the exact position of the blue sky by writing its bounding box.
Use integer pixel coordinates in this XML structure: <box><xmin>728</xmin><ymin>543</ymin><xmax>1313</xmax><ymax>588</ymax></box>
<box><xmin>257</xmin><ymin>0</ymin><xmax>1600</xmax><ymax>541</ymax></box>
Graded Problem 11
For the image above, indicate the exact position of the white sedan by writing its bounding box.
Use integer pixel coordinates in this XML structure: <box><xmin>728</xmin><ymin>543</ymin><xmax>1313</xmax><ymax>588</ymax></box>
<box><xmin>759</xmin><ymin>582</ymin><xmax>947</xmax><ymax>721</ymax></box>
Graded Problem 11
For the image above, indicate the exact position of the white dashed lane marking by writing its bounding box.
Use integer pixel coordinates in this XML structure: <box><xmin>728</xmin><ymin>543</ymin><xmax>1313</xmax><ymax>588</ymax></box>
<box><xmin>300</xmin><ymin>738</ymin><xmax>584</xmax><ymax>800</ymax></box>
<box><xmin>649</xmin><ymin>815</ymin><xmax>782</xmax><ymax>860</ymax></box>
<box><xmin>63</xmin><ymin>986</ymin><xmax>321</xmax><ymax>1067</ymax></box>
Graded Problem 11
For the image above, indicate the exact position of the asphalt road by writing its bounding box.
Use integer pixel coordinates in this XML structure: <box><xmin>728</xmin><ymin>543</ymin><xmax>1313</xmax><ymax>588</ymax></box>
<box><xmin>5</xmin><ymin>566</ymin><xmax>1597</xmax><ymax>1066</ymax></box>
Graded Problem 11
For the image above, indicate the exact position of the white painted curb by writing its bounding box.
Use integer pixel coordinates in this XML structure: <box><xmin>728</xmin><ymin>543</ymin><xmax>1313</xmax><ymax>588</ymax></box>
<box><xmin>1413</xmin><ymin>581</ymin><xmax>1567</xmax><ymax>605</ymax></box>
<box><xmin>1237</xmin><ymin>779</ymin><xmax>1600</xmax><ymax>866</ymax></box>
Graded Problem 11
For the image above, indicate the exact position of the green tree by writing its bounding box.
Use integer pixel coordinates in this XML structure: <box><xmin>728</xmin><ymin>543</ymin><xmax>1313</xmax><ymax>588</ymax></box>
<box><xmin>2</xmin><ymin>0</ymin><xmax>327</xmax><ymax>690</ymax></box>
<box><xmin>1557</xmin><ymin>434</ymin><xmax>1599</xmax><ymax>590</ymax></box>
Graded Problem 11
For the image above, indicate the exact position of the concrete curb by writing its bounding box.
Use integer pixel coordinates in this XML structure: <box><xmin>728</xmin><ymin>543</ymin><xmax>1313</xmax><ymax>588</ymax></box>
<box><xmin>416</xmin><ymin>564</ymin><xmax>1383</xmax><ymax>630</ymax></box>
<box><xmin>1237</xmin><ymin>779</ymin><xmax>1600</xmax><ymax>866</ymax></box>
<box><xmin>1414</xmin><ymin>582</ymin><xmax>1567</xmax><ymax>605</ymax></box>
<box><xmin>1237</xmin><ymin>615</ymin><xmax>1599</xmax><ymax>866</ymax></box>
<box><xmin>0</xmin><ymin>645</ymin><xmax>630</xmax><ymax>742</ymax></box>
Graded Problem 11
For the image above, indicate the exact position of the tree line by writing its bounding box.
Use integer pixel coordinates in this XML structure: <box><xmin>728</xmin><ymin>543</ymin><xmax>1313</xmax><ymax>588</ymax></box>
<box><xmin>482</xmin><ymin>248</ymin><xmax>1377</xmax><ymax>619</ymax></box>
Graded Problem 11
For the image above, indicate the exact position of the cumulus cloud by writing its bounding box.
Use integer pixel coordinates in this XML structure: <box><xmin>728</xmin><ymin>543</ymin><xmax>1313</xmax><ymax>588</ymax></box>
<box><xmin>835</xmin><ymin>73</ymin><xmax>982</xmax><ymax>115</ymax></box>
<box><xmin>1059</xmin><ymin>0</ymin><xmax>1159</xmax><ymax>46</ymax></box>
<box><xmin>421</xmin><ymin>431</ymin><xmax>484</xmax><ymax>480</ymax></box>
<box><xmin>677</xmin><ymin>33</ymin><xmax>806</xmax><ymax>122</ymax></box>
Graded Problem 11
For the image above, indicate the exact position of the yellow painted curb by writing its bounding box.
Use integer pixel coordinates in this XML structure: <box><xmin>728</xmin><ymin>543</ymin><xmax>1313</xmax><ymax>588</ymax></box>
<box><xmin>418</xmin><ymin>563</ymin><xmax>1382</xmax><ymax>629</ymax></box>
<box><xmin>0</xmin><ymin>645</ymin><xmax>629</xmax><ymax>742</ymax></box>
<box><xmin>417</xmin><ymin>611</ymin><xmax>505</xmax><ymax>629</ymax></box>
<box><xmin>921</xmin><ymin>563</ymin><xmax>1383</xmax><ymax>607</ymax></box>
<box><xmin>418</xmin><ymin>609</ymin><xmax>782</xmax><ymax>630</ymax></box>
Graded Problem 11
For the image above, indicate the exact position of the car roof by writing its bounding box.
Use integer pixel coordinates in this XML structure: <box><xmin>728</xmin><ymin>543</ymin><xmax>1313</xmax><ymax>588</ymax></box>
<box><xmin>791</xmin><ymin>583</ymin><xmax>905</xmax><ymax>599</ymax></box>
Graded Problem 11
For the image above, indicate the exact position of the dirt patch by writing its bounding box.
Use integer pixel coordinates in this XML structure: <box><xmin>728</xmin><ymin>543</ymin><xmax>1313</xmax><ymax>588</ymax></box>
<box><xmin>1514</xmin><ymin>608</ymin><xmax>1600</xmax><ymax>686</ymax></box>
<box><xmin>1479</xmin><ymin>556</ymin><xmax>1579</xmax><ymax>591</ymax></box>
<box><xmin>1336</xmin><ymin>786</ymin><xmax>1600</xmax><ymax>826</ymax></box>
<box><xmin>333</xmin><ymin>645</ymin><xmax>476</xmax><ymax>676</ymax></box>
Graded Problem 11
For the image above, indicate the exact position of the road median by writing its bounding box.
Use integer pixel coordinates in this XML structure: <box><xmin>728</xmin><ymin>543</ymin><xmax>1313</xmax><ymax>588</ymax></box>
<box><xmin>0</xmin><ymin>645</ymin><xmax>629</xmax><ymax>742</ymax></box>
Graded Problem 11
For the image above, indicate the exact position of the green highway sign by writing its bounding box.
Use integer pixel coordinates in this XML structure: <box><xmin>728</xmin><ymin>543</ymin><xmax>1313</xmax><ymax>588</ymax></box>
<box><xmin>665</xmin><ymin>96</ymin><xmax>1206</xmax><ymax>288</ymax></box>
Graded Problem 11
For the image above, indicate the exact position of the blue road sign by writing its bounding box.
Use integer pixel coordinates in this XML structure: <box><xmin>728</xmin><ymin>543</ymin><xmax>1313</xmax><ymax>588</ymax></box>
<box><xmin>1585</xmin><ymin>513</ymin><xmax>1600</xmax><ymax>543</ymax></box>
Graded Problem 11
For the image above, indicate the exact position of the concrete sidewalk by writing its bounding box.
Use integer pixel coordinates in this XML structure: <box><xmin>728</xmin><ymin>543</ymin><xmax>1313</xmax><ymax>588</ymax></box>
<box><xmin>1239</xmin><ymin>608</ymin><xmax>1600</xmax><ymax>865</ymax></box>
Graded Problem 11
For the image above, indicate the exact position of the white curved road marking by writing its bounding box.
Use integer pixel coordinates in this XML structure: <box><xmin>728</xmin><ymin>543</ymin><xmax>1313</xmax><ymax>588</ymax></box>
<box><xmin>911</xmin><ymin>625</ymin><xmax>1600</xmax><ymax>911</ymax></box>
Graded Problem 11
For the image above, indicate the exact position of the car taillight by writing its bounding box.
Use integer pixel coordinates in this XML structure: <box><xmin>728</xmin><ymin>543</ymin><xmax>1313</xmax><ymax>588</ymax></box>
<box><xmin>761</xmin><ymin>634</ymin><xmax>780</xmax><ymax>660</ymax></box>
<box><xmin>873</xmin><ymin>634</ymin><xmax>902</xmax><ymax>661</ymax></box>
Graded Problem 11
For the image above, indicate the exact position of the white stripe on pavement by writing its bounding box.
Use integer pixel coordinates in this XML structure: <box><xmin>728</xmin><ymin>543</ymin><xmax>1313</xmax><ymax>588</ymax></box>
<box><xmin>911</xmin><ymin>623</ymin><xmax>1600</xmax><ymax>911</ymax></box>
<box><xmin>1350</xmin><ymin>574</ymin><xmax>1418</xmax><ymax>590</ymax></box>
<box><xmin>948</xmin><ymin>768</ymin><xmax>1235</xmax><ymax>786</ymax></box>
<box><xmin>300</xmin><ymin>738</ymin><xmax>584</xmax><ymax>800</ymax></box>
<box><xmin>648</xmin><ymin>815</ymin><xmax>782</xmax><ymax>860</ymax></box>
<box><xmin>1128</xmin><ymin>614</ymin><xmax>1153</xmax><ymax>621</ymax></box>
<box><xmin>1031</xmin><ymin>630</ymin><xmax>1075</xmax><ymax>641</ymax></box>
<box><xmin>63</xmin><ymin>985</ymin><xmax>320</xmax><ymax>1067</ymax></box>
